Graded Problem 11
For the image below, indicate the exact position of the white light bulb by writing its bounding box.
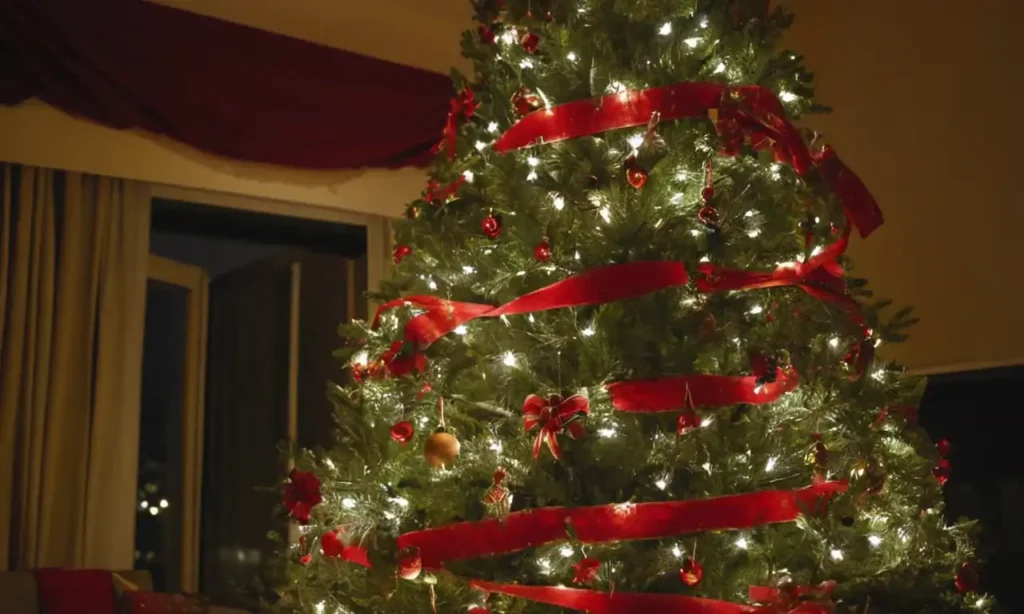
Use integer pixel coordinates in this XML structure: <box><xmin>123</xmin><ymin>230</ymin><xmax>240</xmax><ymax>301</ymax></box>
<box><xmin>352</xmin><ymin>351</ymin><xmax>369</xmax><ymax>366</ymax></box>
<box><xmin>475</xmin><ymin>140</ymin><xmax>487</xmax><ymax>151</ymax></box>
<box><xmin>487</xmin><ymin>122</ymin><xmax>499</xmax><ymax>133</ymax></box>
<box><xmin>684</xmin><ymin>37</ymin><xmax>701</xmax><ymax>48</ymax></box>
<box><xmin>581</xmin><ymin>325</ymin><xmax>596</xmax><ymax>337</ymax></box>
<box><xmin>672</xmin><ymin>545</ymin><xmax>683</xmax><ymax>558</ymax></box>
<box><xmin>574</xmin><ymin>251</ymin><xmax>581</xmax><ymax>261</ymax></box>
<box><xmin>627</xmin><ymin>133</ymin><xmax>645</xmax><ymax>150</ymax></box>
<box><xmin>502</xmin><ymin>352</ymin><xmax>517</xmax><ymax>367</ymax></box>
<box><xmin>520</xmin><ymin>58</ymin><xmax>534</xmax><ymax>69</ymax></box>
<box><xmin>149</xmin><ymin>507</ymin><xmax>159</xmax><ymax>516</ymax></box>
<box><xmin>702</xmin><ymin>462</ymin><xmax>713</xmax><ymax>474</ymax></box>
<box><xmin>462</xmin><ymin>265</ymin><xmax>476</xmax><ymax>274</ymax></box>
<box><xmin>341</xmin><ymin>497</ymin><xmax>357</xmax><ymax>509</ymax></box>
<box><xmin>810</xmin><ymin>245</ymin><xmax>823</xmax><ymax>257</ymax></box>
<box><xmin>159</xmin><ymin>499</ymin><xmax>169</xmax><ymax>509</ymax></box>
<box><xmin>315</xmin><ymin>602</ymin><xmax>325</xmax><ymax>614</ymax></box>
<box><xmin>552</xmin><ymin>195</ymin><xmax>565</xmax><ymax>211</ymax></box>
<box><xmin>463</xmin><ymin>170</ymin><xmax>474</xmax><ymax>183</ymax></box>
<box><xmin>527</xmin><ymin>156</ymin><xmax>540</xmax><ymax>167</ymax></box>
<box><xmin>567</xmin><ymin>51</ymin><xmax>578</xmax><ymax>62</ymax></box>
<box><xmin>735</xmin><ymin>537</ymin><xmax>749</xmax><ymax>550</ymax></box>
<box><xmin>538</xmin><ymin>557</ymin><xmax>552</xmax><ymax>573</ymax></box>
<box><xmin>597</xmin><ymin>427</ymin><xmax>617</xmax><ymax>438</ymax></box>
<box><xmin>391</xmin><ymin>496</ymin><xmax>409</xmax><ymax>508</ymax></box>
<box><xmin>830</xmin><ymin>548</ymin><xmax>844</xmax><ymax>561</ymax></box>
<box><xmin>700</xmin><ymin>16</ymin><xmax>709</xmax><ymax>28</ymax></box>
<box><xmin>560</xmin><ymin>546</ymin><xmax>574</xmax><ymax>558</ymax></box>
<box><xmin>658</xmin><ymin>22</ymin><xmax>673</xmax><ymax>35</ymax></box>
<box><xmin>655</xmin><ymin>478</ymin><xmax>668</xmax><ymax>490</ymax></box>
<box><xmin>600</xmin><ymin>207</ymin><xmax>611</xmax><ymax>223</ymax></box>
<box><xmin>871</xmin><ymin>368</ymin><xmax>886</xmax><ymax>382</ymax></box>
<box><xmin>671</xmin><ymin>193</ymin><xmax>685</xmax><ymax>204</ymax></box>
<box><xmin>454</xmin><ymin>325</ymin><xmax>468</xmax><ymax>336</ymax></box>
<box><xmin>527</xmin><ymin>170</ymin><xmax>538</xmax><ymax>181</ymax></box>
<box><xmin>828</xmin><ymin>337</ymin><xmax>840</xmax><ymax>348</ymax></box>
<box><xmin>499</xmin><ymin>28</ymin><xmax>518</xmax><ymax>45</ymax></box>
<box><xmin>779</xmin><ymin>90</ymin><xmax>798</xmax><ymax>103</ymax></box>
<box><xmin>747</xmin><ymin>229</ymin><xmax>761</xmax><ymax>238</ymax></box>
<box><xmin>489</xmin><ymin>438</ymin><xmax>503</xmax><ymax>453</ymax></box>
<box><xmin>699</xmin><ymin>255</ymin><xmax>710</xmax><ymax>263</ymax></box>
<box><xmin>868</xmin><ymin>535</ymin><xmax>882</xmax><ymax>547</ymax></box>
<box><xmin>428</xmin><ymin>279</ymin><xmax>437</xmax><ymax>290</ymax></box>
<box><xmin>748</xmin><ymin>305</ymin><xmax>764</xmax><ymax>315</ymax></box>
<box><xmin>765</xmin><ymin>456</ymin><xmax>777</xmax><ymax>472</ymax></box>
<box><xmin>714</xmin><ymin>62</ymin><xmax>727</xmax><ymax>74</ymax></box>
<box><xmin>140</xmin><ymin>501</ymin><xmax>149</xmax><ymax>509</ymax></box>
<box><xmin>690</xmin><ymin>229</ymin><xmax>702</xmax><ymax>237</ymax></box>
<box><xmin>702</xmin><ymin>416</ymin><xmax>714</xmax><ymax>428</ymax></box>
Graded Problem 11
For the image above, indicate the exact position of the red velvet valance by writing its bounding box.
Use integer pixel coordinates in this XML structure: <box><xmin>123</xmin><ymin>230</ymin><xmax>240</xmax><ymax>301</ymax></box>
<box><xmin>0</xmin><ymin>0</ymin><xmax>452</xmax><ymax>169</ymax></box>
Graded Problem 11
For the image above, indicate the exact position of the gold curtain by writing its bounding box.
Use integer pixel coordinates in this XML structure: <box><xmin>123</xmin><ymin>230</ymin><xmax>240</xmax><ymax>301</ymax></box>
<box><xmin>0</xmin><ymin>164</ymin><xmax>150</xmax><ymax>570</ymax></box>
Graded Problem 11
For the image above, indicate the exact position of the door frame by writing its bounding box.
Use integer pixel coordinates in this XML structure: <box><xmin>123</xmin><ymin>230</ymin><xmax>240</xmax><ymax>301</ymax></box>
<box><xmin>147</xmin><ymin>254</ymin><xmax>209</xmax><ymax>593</ymax></box>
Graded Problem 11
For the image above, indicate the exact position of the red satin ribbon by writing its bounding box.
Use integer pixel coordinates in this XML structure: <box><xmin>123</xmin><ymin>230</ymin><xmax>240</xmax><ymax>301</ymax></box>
<box><xmin>749</xmin><ymin>581</ymin><xmax>835</xmax><ymax>607</ymax></box>
<box><xmin>492</xmin><ymin>81</ymin><xmax>882</xmax><ymax>238</ymax></box>
<box><xmin>393</xmin><ymin>482</ymin><xmax>846</xmax><ymax>569</ymax></box>
<box><xmin>522</xmin><ymin>394</ymin><xmax>590</xmax><ymax>459</ymax></box>
<box><xmin>607</xmin><ymin>366</ymin><xmax>798</xmax><ymax>413</ymax></box>
<box><xmin>436</xmin><ymin>87</ymin><xmax>477</xmax><ymax>160</ymax></box>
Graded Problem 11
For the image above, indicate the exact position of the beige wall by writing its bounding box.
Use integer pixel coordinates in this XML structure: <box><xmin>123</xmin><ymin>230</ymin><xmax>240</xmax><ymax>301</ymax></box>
<box><xmin>1</xmin><ymin>0</ymin><xmax>1021</xmax><ymax>373</ymax></box>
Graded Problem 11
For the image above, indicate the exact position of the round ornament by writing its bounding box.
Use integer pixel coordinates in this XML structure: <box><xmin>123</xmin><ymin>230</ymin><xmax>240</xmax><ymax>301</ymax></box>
<box><xmin>533</xmin><ymin>239</ymin><xmax>552</xmax><ymax>262</ymax></box>
<box><xmin>390</xmin><ymin>421</ymin><xmax>414</xmax><ymax>445</ymax></box>
<box><xmin>397</xmin><ymin>546</ymin><xmax>423</xmax><ymax>580</ymax></box>
<box><xmin>936</xmin><ymin>438</ymin><xmax>952</xmax><ymax>457</ymax></box>
<box><xmin>520</xmin><ymin>32</ymin><xmax>540</xmax><ymax>53</ymax></box>
<box><xmin>954</xmin><ymin>561</ymin><xmax>979</xmax><ymax>594</ymax></box>
<box><xmin>933</xmin><ymin>458</ymin><xmax>952</xmax><ymax>485</ymax></box>
<box><xmin>478</xmin><ymin>23</ymin><xmax>496</xmax><ymax>44</ymax></box>
<box><xmin>481</xmin><ymin>211</ymin><xmax>503</xmax><ymax>239</ymax></box>
<box><xmin>624</xmin><ymin>155</ymin><xmax>648</xmax><ymax>189</ymax></box>
<box><xmin>511</xmin><ymin>88</ymin><xmax>544</xmax><ymax>115</ymax></box>
<box><xmin>697</xmin><ymin>205</ymin><xmax>720</xmax><ymax>227</ymax></box>
<box><xmin>424</xmin><ymin>429</ymin><xmax>461</xmax><ymax>468</ymax></box>
<box><xmin>700</xmin><ymin>186</ymin><xmax>716</xmax><ymax>201</ymax></box>
<box><xmin>677</xmin><ymin>411</ymin><xmax>701</xmax><ymax>435</ymax></box>
<box><xmin>392</xmin><ymin>244</ymin><xmax>412</xmax><ymax>264</ymax></box>
<box><xmin>680</xmin><ymin>557</ymin><xmax>704</xmax><ymax>587</ymax></box>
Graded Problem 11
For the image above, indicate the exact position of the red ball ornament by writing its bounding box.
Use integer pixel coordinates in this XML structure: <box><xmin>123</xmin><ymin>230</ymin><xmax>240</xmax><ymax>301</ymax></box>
<box><xmin>954</xmin><ymin>561</ymin><xmax>979</xmax><ymax>593</ymax></box>
<box><xmin>572</xmin><ymin>557</ymin><xmax>601</xmax><ymax>584</ymax></box>
<box><xmin>481</xmin><ymin>211</ymin><xmax>503</xmax><ymax>239</ymax></box>
<box><xmin>397</xmin><ymin>546</ymin><xmax>422</xmax><ymax>580</ymax></box>
<box><xmin>700</xmin><ymin>186</ymin><xmax>716</xmax><ymax>201</ymax></box>
<box><xmin>390</xmin><ymin>421</ymin><xmax>414</xmax><ymax>445</ymax></box>
<box><xmin>936</xmin><ymin>438</ymin><xmax>952</xmax><ymax>457</ymax></box>
<box><xmin>511</xmin><ymin>88</ymin><xmax>544</xmax><ymax>116</ymax></box>
<box><xmin>680</xmin><ymin>557</ymin><xmax>704</xmax><ymax>587</ymax></box>
<box><xmin>625</xmin><ymin>156</ymin><xmax>648</xmax><ymax>189</ymax></box>
<box><xmin>534</xmin><ymin>239</ymin><xmax>552</xmax><ymax>262</ymax></box>
<box><xmin>478</xmin><ymin>23</ymin><xmax>496</xmax><ymax>44</ymax></box>
<box><xmin>520</xmin><ymin>32</ymin><xmax>540</xmax><ymax>53</ymax></box>
<box><xmin>393</xmin><ymin>244</ymin><xmax>412</xmax><ymax>264</ymax></box>
<box><xmin>933</xmin><ymin>458</ymin><xmax>952</xmax><ymax>485</ymax></box>
<box><xmin>677</xmin><ymin>410</ymin><xmax>702</xmax><ymax>435</ymax></box>
<box><xmin>697</xmin><ymin>205</ymin><xmax>720</xmax><ymax>227</ymax></box>
<box><xmin>298</xmin><ymin>553</ymin><xmax>312</xmax><ymax>565</ymax></box>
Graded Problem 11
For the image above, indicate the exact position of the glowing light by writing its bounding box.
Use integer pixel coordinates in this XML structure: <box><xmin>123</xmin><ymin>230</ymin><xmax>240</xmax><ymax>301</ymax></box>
<box><xmin>352</xmin><ymin>351</ymin><xmax>369</xmax><ymax>366</ymax></box>
<box><xmin>324</xmin><ymin>458</ymin><xmax>336</xmax><ymax>470</ymax></box>
<box><xmin>748</xmin><ymin>305</ymin><xmax>764</xmax><ymax>315</ymax></box>
<box><xmin>600</xmin><ymin>207</ymin><xmax>611</xmax><ymax>223</ymax></box>
<box><xmin>499</xmin><ymin>28</ymin><xmax>519</xmax><ymax>45</ymax></box>
<box><xmin>672</xmin><ymin>193</ymin><xmax>685</xmax><ymax>204</ymax></box>
<box><xmin>747</xmin><ymin>229</ymin><xmax>761</xmax><ymax>238</ymax></box>
<box><xmin>159</xmin><ymin>499</ymin><xmax>169</xmax><ymax>509</ymax></box>
<box><xmin>574</xmin><ymin>251</ymin><xmax>581</xmax><ymax>261</ymax></box>
<box><xmin>520</xmin><ymin>58</ymin><xmax>534</xmax><ymax>69</ymax></box>
<box><xmin>140</xmin><ymin>501</ymin><xmax>149</xmax><ymax>509</ymax></box>
<box><xmin>714</xmin><ymin>62</ymin><xmax>727</xmax><ymax>74</ymax></box>
<box><xmin>699</xmin><ymin>16</ymin><xmax>709</xmax><ymax>29</ymax></box>
<box><xmin>735</xmin><ymin>537</ymin><xmax>749</xmax><ymax>550</ymax></box>
<box><xmin>567</xmin><ymin>51</ymin><xmax>578</xmax><ymax>62</ymax></box>
<box><xmin>659</xmin><ymin>22</ymin><xmax>673</xmax><ymax>35</ymax></box>
<box><xmin>149</xmin><ymin>507</ymin><xmax>158</xmax><ymax>516</ymax></box>
<box><xmin>428</xmin><ymin>279</ymin><xmax>437</xmax><ymax>290</ymax></box>
<box><xmin>597</xmin><ymin>427</ymin><xmax>617</xmax><ymax>438</ymax></box>
<box><xmin>830</xmin><ymin>548</ymin><xmax>844</xmax><ymax>561</ymax></box>
<box><xmin>684</xmin><ymin>37</ymin><xmax>701</xmax><ymax>48</ymax></box>
<box><xmin>581</xmin><ymin>325</ymin><xmax>596</xmax><ymax>337</ymax></box>
<box><xmin>702</xmin><ymin>462</ymin><xmax>713</xmax><ymax>474</ymax></box>
<box><xmin>527</xmin><ymin>170</ymin><xmax>538</xmax><ymax>181</ymax></box>
<box><xmin>463</xmin><ymin>266</ymin><xmax>476</xmax><ymax>275</ymax></box>
<box><xmin>829</xmin><ymin>337</ymin><xmax>840</xmax><ymax>348</ymax></box>
<box><xmin>487</xmin><ymin>122</ymin><xmax>499</xmax><ymax>133</ymax></box>
<box><xmin>418</xmin><ymin>416</ymin><xmax>430</xmax><ymax>427</ymax></box>
<box><xmin>811</xmin><ymin>246</ymin><xmax>823</xmax><ymax>257</ymax></box>
<box><xmin>871</xmin><ymin>368</ymin><xmax>886</xmax><ymax>382</ymax></box>
<box><xmin>538</xmin><ymin>557</ymin><xmax>553</xmax><ymax>574</ymax></box>
<box><xmin>315</xmin><ymin>602</ymin><xmax>326</xmax><ymax>614</ymax></box>
<box><xmin>765</xmin><ymin>456</ymin><xmax>777</xmax><ymax>472</ymax></box>
<box><xmin>475</xmin><ymin>141</ymin><xmax>487</xmax><ymax>151</ymax></box>
<box><xmin>391</xmin><ymin>496</ymin><xmax>409</xmax><ymax>508</ymax></box>
<box><xmin>502</xmin><ymin>352</ymin><xmax>518</xmax><ymax>367</ymax></box>
<box><xmin>527</xmin><ymin>156</ymin><xmax>540</xmax><ymax>167</ymax></box>
<box><xmin>702</xmin><ymin>416</ymin><xmax>714</xmax><ymax>428</ymax></box>
<box><xmin>690</xmin><ymin>229</ymin><xmax>702</xmax><ymax>237</ymax></box>
<box><xmin>655</xmin><ymin>478</ymin><xmax>668</xmax><ymax>490</ymax></box>
<box><xmin>627</xmin><ymin>133</ymin><xmax>645</xmax><ymax>150</ymax></box>
<box><xmin>454</xmin><ymin>326</ymin><xmax>468</xmax><ymax>336</ymax></box>
<box><xmin>463</xmin><ymin>170</ymin><xmax>474</xmax><ymax>183</ymax></box>
<box><xmin>699</xmin><ymin>256</ymin><xmax>710</xmax><ymax>263</ymax></box>
<box><xmin>489</xmin><ymin>438</ymin><xmax>503</xmax><ymax>453</ymax></box>
<box><xmin>342</xmin><ymin>497</ymin><xmax>357</xmax><ymax>509</ymax></box>
<box><xmin>560</xmin><ymin>546</ymin><xmax>574</xmax><ymax>558</ymax></box>
<box><xmin>552</xmin><ymin>195</ymin><xmax>565</xmax><ymax>211</ymax></box>
<box><xmin>868</xmin><ymin>535</ymin><xmax>882</xmax><ymax>547</ymax></box>
<box><xmin>607</xmin><ymin>81</ymin><xmax>629</xmax><ymax>101</ymax></box>
<box><xmin>779</xmin><ymin>90</ymin><xmax>798</xmax><ymax>103</ymax></box>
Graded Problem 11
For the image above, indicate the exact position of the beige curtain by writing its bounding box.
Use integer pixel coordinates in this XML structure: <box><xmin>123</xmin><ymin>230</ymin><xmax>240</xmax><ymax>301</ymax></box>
<box><xmin>0</xmin><ymin>163</ymin><xmax>150</xmax><ymax>570</ymax></box>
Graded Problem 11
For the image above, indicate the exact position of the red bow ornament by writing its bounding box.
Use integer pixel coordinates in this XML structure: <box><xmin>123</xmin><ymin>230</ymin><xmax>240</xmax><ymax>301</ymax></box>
<box><xmin>522</xmin><ymin>394</ymin><xmax>590</xmax><ymax>459</ymax></box>
<box><xmin>750</xmin><ymin>580</ymin><xmax>836</xmax><ymax>614</ymax></box>
<box><xmin>436</xmin><ymin>87</ymin><xmax>479</xmax><ymax>159</ymax></box>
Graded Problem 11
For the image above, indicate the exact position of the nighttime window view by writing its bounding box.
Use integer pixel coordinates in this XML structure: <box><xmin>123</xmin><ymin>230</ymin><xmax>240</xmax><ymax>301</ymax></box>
<box><xmin>1</xmin><ymin>1</ymin><xmax>1023</xmax><ymax>614</ymax></box>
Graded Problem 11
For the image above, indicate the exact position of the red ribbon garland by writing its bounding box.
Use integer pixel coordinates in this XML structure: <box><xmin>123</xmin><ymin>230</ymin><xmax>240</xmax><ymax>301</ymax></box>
<box><xmin>471</xmin><ymin>580</ymin><xmax>832</xmax><ymax>614</ymax></box>
<box><xmin>749</xmin><ymin>581</ymin><xmax>836</xmax><ymax>611</ymax></box>
<box><xmin>522</xmin><ymin>394</ymin><xmax>590</xmax><ymax>459</ymax></box>
<box><xmin>492</xmin><ymin>81</ymin><xmax>882</xmax><ymax>238</ymax></box>
<box><xmin>607</xmin><ymin>365</ymin><xmax>798</xmax><ymax>413</ymax></box>
<box><xmin>435</xmin><ymin>87</ymin><xmax>478</xmax><ymax>160</ymax></box>
<box><xmin>390</xmin><ymin>482</ymin><xmax>846</xmax><ymax>569</ymax></box>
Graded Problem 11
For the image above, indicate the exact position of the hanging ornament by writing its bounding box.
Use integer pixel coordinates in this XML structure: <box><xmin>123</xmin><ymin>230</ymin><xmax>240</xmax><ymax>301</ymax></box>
<box><xmin>676</xmin><ymin>384</ymin><xmax>702</xmax><ymax>435</ymax></box>
<box><xmin>405</xmin><ymin>203</ymin><xmax>421</xmax><ymax>219</ymax></box>
<box><xmin>954</xmin><ymin>561</ymin><xmax>979</xmax><ymax>593</ymax></box>
<box><xmin>481</xmin><ymin>467</ymin><xmax>512</xmax><ymax>516</ymax></box>
<box><xmin>534</xmin><ymin>238</ymin><xmax>552</xmax><ymax>262</ymax></box>
<box><xmin>299</xmin><ymin>553</ymin><xmax>312</xmax><ymax>565</ymax></box>
<box><xmin>424</xmin><ymin>397</ymin><xmax>460</xmax><ymax>468</ymax></box>
<box><xmin>806</xmin><ymin>433</ymin><xmax>829</xmax><ymax>481</ymax></box>
<box><xmin>545</xmin><ymin>10</ymin><xmax>554</xmax><ymax>21</ymax></box>
<box><xmin>932</xmin><ymin>458</ymin><xmax>952</xmax><ymax>485</ymax></box>
<box><xmin>390</xmin><ymin>421</ymin><xmax>414</xmax><ymax>445</ymax></box>
<box><xmin>572</xmin><ymin>557</ymin><xmax>601</xmax><ymax>584</ymax></box>
<box><xmin>511</xmin><ymin>87</ymin><xmax>544</xmax><ymax>116</ymax></box>
<box><xmin>397</xmin><ymin>546</ymin><xmax>423</xmax><ymax>580</ymax></box>
<box><xmin>680</xmin><ymin>557</ymin><xmax>704</xmax><ymax>587</ymax></box>
<box><xmin>393</xmin><ymin>244</ymin><xmax>412</xmax><ymax>264</ymax></box>
<box><xmin>520</xmin><ymin>31</ymin><xmax>540</xmax><ymax>53</ymax></box>
<box><xmin>522</xmin><ymin>393</ymin><xmax>590</xmax><ymax>459</ymax></box>
<box><xmin>478</xmin><ymin>23</ymin><xmax>496</xmax><ymax>44</ymax></box>
<box><xmin>697</xmin><ymin>159</ymin><xmax>719</xmax><ymax>229</ymax></box>
<box><xmin>481</xmin><ymin>210</ymin><xmax>503</xmax><ymax>239</ymax></box>
<box><xmin>624</xmin><ymin>155</ymin><xmax>648</xmax><ymax>189</ymax></box>
<box><xmin>936</xmin><ymin>439</ymin><xmax>952</xmax><ymax>458</ymax></box>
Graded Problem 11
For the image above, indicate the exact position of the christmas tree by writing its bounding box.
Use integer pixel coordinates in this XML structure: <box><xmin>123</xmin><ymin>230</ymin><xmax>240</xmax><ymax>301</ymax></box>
<box><xmin>271</xmin><ymin>1</ymin><xmax>994</xmax><ymax>612</ymax></box>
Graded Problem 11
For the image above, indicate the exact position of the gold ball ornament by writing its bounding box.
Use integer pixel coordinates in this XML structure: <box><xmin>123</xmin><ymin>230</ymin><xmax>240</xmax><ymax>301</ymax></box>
<box><xmin>424</xmin><ymin>429</ymin><xmax>460</xmax><ymax>468</ymax></box>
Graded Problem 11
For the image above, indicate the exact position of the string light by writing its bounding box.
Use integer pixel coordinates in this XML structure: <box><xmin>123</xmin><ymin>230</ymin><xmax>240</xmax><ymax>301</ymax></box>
<box><xmin>765</xmin><ymin>456</ymin><xmax>777</xmax><ymax>472</ymax></box>
<box><xmin>341</xmin><ymin>497</ymin><xmax>357</xmax><ymax>509</ymax></box>
<box><xmin>463</xmin><ymin>170</ymin><xmax>474</xmax><ymax>183</ymax></box>
<box><xmin>520</xmin><ymin>58</ymin><xmax>534</xmax><ymax>69</ymax></box>
<box><xmin>567</xmin><ymin>51</ymin><xmax>578</xmax><ymax>62</ymax></box>
<box><xmin>714</xmin><ymin>62</ymin><xmax>727</xmax><ymax>74</ymax></box>
<box><xmin>779</xmin><ymin>90</ymin><xmax>798</xmax><ymax>103</ymax></box>
<box><xmin>600</xmin><ymin>207</ymin><xmax>611</xmax><ymax>223</ymax></box>
<box><xmin>671</xmin><ymin>193</ymin><xmax>685</xmax><ymax>204</ymax></box>
<box><xmin>315</xmin><ymin>602</ymin><xmax>325</xmax><ymax>614</ymax></box>
<box><xmin>597</xmin><ymin>426</ymin><xmax>617</xmax><ymax>438</ymax></box>
<box><xmin>627</xmin><ymin>133</ymin><xmax>645</xmax><ymax>150</ymax></box>
<box><xmin>140</xmin><ymin>501</ymin><xmax>149</xmax><ymax>509</ymax></box>
<box><xmin>581</xmin><ymin>325</ymin><xmax>596</xmax><ymax>337</ymax></box>
<box><xmin>828</xmin><ymin>337</ymin><xmax>840</xmax><ymax>348</ymax></box>
<box><xmin>538</xmin><ymin>557</ymin><xmax>553</xmax><ymax>574</ymax></box>
<box><xmin>735</xmin><ymin>536</ymin><xmax>749</xmax><ymax>550</ymax></box>
<box><xmin>748</xmin><ymin>305</ymin><xmax>764</xmax><ymax>315</ymax></box>
<box><xmin>607</xmin><ymin>81</ymin><xmax>629</xmax><ymax>101</ymax></box>
<box><xmin>702</xmin><ymin>416</ymin><xmax>715</xmax><ymax>428</ymax></box>
<box><xmin>559</xmin><ymin>546</ymin><xmax>574</xmax><ymax>558</ymax></box>
<box><xmin>659</xmin><ymin>22</ymin><xmax>672</xmax><ymax>35</ymax></box>
<box><xmin>655</xmin><ymin>477</ymin><xmax>669</xmax><ymax>490</ymax></box>
<box><xmin>684</xmin><ymin>37</ymin><xmax>701</xmax><ymax>48</ymax></box>
<box><xmin>868</xmin><ymin>535</ymin><xmax>882</xmax><ymax>547</ymax></box>
<box><xmin>489</xmin><ymin>438</ymin><xmax>503</xmax><ymax>454</ymax></box>
<box><xmin>159</xmin><ymin>499</ymin><xmax>169</xmax><ymax>509</ymax></box>
<box><xmin>499</xmin><ymin>28</ymin><xmax>519</xmax><ymax>45</ymax></box>
<box><xmin>747</xmin><ymin>229</ymin><xmax>761</xmax><ymax>238</ymax></box>
<box><xmin>830</xmin><ymin>548</ymin><xmax>844</xmax><ymax>561</ymax></box>
<box><xmin>428</xmin><ymin>279</ymin><xmax>438</xmax><ymax>290</ymax></box>
<box><xmin>462</xmin><ymin>265</ymin><xmax>476</xmax><ymax>274</ymax></box>
<box><xmin>487</xmin><ymin>122</ymin><xmax>499</xmax><ymax>133</ymax></box>
<box><xmin>699</xmin><ymin>16</ymin><xmax>709</xmax><ymax>28</ymax></box>
<box><xmin>527</xmin><ymin>170</ymin><xmax>538</xmax><ymax>181</ymax></box>
<box><xmin>149</xmin><ymin>507</ymin><xmax>158</xmax><ymax>516</ymax></box>
<box><xmin>527</xmin><ymin>156</ymin><xmax>540</xmax><ymax>167</ymax></box>
<box><xmin>671</xmin><ymin>544</ymin><xmax>683</xmax><ymax>558</ymax></box>
<box><xmin>502</xmin><ymin>351</ymin><xmax>518</xmax><ymax>367</ymax></box>
<box><xmin>454</xmin><ymin>325</ymin><xmax>468</xmax><ymax>335</ymax></box>
<box><xmin>551</xmin><ymin>195</ymin><xmax>565</xmax><ymax>210</ymax></box>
